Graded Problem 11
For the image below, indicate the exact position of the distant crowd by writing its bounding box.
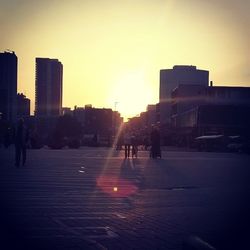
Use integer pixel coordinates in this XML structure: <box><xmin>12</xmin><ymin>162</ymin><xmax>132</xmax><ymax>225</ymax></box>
<box><xmin>1</xmin><ymin>118</ymin><xmax>162</xmax><ymax>168</ymax></box>
<box><xmin>116</xmin><ymin>126</ymin><xmax>161</xmax><ymax>159</ymax></box>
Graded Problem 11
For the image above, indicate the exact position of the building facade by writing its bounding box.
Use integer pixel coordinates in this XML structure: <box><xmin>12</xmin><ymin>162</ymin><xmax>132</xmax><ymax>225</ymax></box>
<box><xmin>159</xmin><ymin>65</ymin><xmax>209</xmax><ymax>125</ymax></box>
<box><xmin>0</xmin><ymin>51</ymin><xmax>17</xmax><ymax>122</ymax></box>
<box><xmin>171</xmin><ymin>85</ymin><xmax>250</xmax><ymax>126</ymax></box>
<box><xmin>170</xmin><ymin>85</ymin><xmax>250</xmax><ymax>145</ymax></box>
<box><xmin>17</xmin><ymin>93</ymin><xmax>30</xmax><ymax>118</ymax></box>
<box><xmin>35</xmin><ymin>58</ymin><xmax>63</xmax><ymax>117</ymax></box>
<box><xmin>62</xmin><ymin>107</ymin><xmax>73</xmax><ymax>116</ymax></box>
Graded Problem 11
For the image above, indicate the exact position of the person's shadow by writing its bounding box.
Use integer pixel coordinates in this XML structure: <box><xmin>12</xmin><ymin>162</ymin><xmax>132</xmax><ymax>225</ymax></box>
<box><xmin>119</xmin><ymin>159</ymin><xmax>144</xmax><ymax>190</ymax></box>
<box><xmin>115</xmin><ymin>159</ymin><xmax>143</xmax><ymax>209</ymax></box>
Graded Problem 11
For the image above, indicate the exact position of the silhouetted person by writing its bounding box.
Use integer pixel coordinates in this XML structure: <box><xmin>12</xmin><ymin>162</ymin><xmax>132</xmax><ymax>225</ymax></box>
<box><xmin>92</xmin><ymin>133</ymin><xmax>98</xmax><ymax>147</ymax></box>
<box><xmin>143</xmin><ymin>135</ymin><xmax>149</xmax><ymax>151</ymax></box>
<box><xmin>124</xmin><ymin>131</ymin><xmax>131</xmax><ymax>158</ymax></box>
<box><xmin>150</xmin><ymin>128</ymin><xmax>161</xmax><ymax>159</ymax></box>
<box><xmin>14</xmin><ymin>118</ymin><xmax>29</xmax><ymax>167</ymax></box>
<box><xmin>131</xmin><ymin>134</ymin><xmax>138</xmax><ymax>158</ymax></box>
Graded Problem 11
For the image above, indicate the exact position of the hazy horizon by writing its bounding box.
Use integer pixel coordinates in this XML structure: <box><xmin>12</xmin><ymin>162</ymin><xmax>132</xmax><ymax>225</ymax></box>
<box><xmin>0</xmin><ymin>0</ymin><xmax>249</xmax><ymax>119</ymax></box>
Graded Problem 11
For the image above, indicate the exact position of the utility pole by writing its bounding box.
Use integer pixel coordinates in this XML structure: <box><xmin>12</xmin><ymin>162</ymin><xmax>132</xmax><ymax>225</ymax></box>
<box><xmin>114</xmin><ymin>102</ymin><xmax>118</xmax><ymax>111</ymax></box>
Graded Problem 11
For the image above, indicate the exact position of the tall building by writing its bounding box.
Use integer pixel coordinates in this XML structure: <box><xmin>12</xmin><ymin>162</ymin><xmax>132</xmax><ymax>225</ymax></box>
<box><xmin>171</xmin><ymin>85</ymin><xmax>250</xmax><ymax>121</ymax></box>
<box><xmin>146</xmin><ymin>104</ymin><xmax>157</xmax><ymax>127</ymax></box>
<box><xmin>159</xmin><ymin>65</ymin><xmax>209</xmax><ymax>125</ymax></box>
<box><xmin>170</xmin><ymin>85</ymin><xmax>250</xmax><ymax>142</ymax></box>
<box><xmin>62</xmin><ymin>107</ymin><xmax>72</xmax><ymax>116</ymax></box>
<box><xmin>17</xmin><ymin>93</ymin><xmax>30</xmax><ymax>118</ymax></box>
<box><xmin>35</xmin><ymin>58</ymin><xmax>63</xmax><ymax>117</ymax></box>
<box><xmin>0</xmin><ymin>51</ymin><xmax>17</xmax><ymax>122</ymax></box>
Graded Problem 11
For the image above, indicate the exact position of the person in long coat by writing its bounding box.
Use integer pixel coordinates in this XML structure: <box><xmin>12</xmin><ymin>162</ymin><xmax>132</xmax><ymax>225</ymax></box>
<box><xmin>124</xmin><ymin>131</ymin><xmax>131</xmax><ymax>158</ymax></box>
<box><xmin>14</xmin><ymin>118</ymin><xmax>29</xmax><ymax>167</ymax></box>
<box><xmin>150</xmin><ymin>128</ymin><xmax>161</xmax><ymax>159</ymax></box>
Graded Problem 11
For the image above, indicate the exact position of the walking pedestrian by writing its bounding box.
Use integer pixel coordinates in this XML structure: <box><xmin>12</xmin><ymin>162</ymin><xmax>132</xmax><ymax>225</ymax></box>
<box><xmin>150</xmin><ymin>127</ymin><xmax>161</xmax><ymax>159</ymax></box>
<box><xmin>124</xmin><ymin>131</ymin><xmax>131</xmax><ymax>158</ymax></box>
<box><xmin>143</xmin><ymin>135</ymin><xmax>149</xmax><ymax>151</ymax></box>
<box><xmin>131</xmin><ymin>134</ymin><xmax>138</xmax><ymax>158</ymax></box>
<box><xmin>14</xmin><ymin>118</ymin><xmax>29</xmax><ymax>167</ymax></box>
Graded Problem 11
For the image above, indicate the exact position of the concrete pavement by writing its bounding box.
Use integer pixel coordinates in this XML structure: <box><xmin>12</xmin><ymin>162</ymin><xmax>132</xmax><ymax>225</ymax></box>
<box><xmin>1</xmin><ymin>146</ymin><xmax>250</xmax><ymax>249</ymax></box>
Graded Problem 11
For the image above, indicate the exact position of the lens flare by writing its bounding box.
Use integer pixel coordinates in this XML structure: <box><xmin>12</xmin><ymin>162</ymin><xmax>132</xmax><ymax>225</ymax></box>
<box><xmin>97</xmin><ymin>175</ymin><xmax>138</xmax><ymax>197</ymax></box>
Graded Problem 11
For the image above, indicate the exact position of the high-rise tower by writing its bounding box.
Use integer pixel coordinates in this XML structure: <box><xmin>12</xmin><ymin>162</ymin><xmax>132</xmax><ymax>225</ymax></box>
<box><xmin>0</xmin><ymin>51</ymin><xmax>17</xmax><ymax>122</ymax></box>
<box><xmin>159</xmin><ymin>65</ymin><xmax>209</xmax><ymax>125</ymax></box>
<box><xmin>35</xmin><ymin>58</ymin><xmax>63</xmax><ymax>117</ymax></box>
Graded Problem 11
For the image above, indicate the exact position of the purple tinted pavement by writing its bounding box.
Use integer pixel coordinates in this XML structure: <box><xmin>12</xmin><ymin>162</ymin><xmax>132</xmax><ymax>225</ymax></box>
<box><xmin>1</xmin><ymin>146</ymin><xmax>250</xmax><ymax>249</ymax></box>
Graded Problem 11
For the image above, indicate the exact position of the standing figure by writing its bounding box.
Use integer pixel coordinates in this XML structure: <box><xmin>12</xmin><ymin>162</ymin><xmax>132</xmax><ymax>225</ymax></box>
<box><xmin>124</xmin><ymin>131</ymin><xmax>131</xmax><ymax>158</ymax></box>
<box><xmin>131</xmin><ymin>134</ymin><xmax>138</xmax><ymax>158</ymax></box>
<box><xmin>143</xmin><ymin>135</ymin><xmax>149</xmax><ymax>151</ymax></box>
<box><xmin>14</xmin><ymin>118</ymin><xmax>29</xmax><ymax>167</ymax></box>
<box><xmin>150</xmin><ymin>127</ymin><xmax>161</xmax><ymax>159</ymax></box>
<box><xmin>92</xmin><ymin>133</ymin><xmax>98</xmax><ymax>147</ymax></box>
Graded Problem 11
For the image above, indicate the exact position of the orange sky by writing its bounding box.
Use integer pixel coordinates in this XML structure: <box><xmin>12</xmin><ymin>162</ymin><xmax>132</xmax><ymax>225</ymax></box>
<box><xmin>0</xmin><ymin>0</ymin><xmax>249</xmax><ymax>119</ymax></box>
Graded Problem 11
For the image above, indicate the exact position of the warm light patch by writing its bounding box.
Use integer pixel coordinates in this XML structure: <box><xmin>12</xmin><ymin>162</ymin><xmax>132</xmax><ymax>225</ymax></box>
<box><xmin>1</xmin><ymin>0</ymin><xmax>248</xmax><ymax>117</ymax></box>
<box><xmin>96</xmin><ymin>175</ymin><xmax>138</xmax><ymax>197</ymax></box>
<box><xmin>109</xmin><ymin>70</ymin><xmax>154</xmax><ymax>119</ymax></box>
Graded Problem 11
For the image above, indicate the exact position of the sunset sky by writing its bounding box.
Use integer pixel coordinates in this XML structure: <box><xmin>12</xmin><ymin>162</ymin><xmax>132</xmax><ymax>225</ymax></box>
<box><xmin>0</xmin><ymin>0</ymin><xmax>249</xmax><ymax>119</ymax></box>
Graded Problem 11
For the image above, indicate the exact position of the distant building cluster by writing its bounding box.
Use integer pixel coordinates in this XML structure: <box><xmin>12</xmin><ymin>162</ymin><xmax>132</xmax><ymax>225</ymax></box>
<box><xmin>63</xmin><ymin>105</ymin><xmax>123</xmax><ymax>136</ymax></box>
<box><xmin>0</xmin><ymin>52</ymin><xmax>65</xmax><ymax>123</ymax></box>
<box><xmin>17</xmin><ymin>93</ymin><xmax>30</xmax><ymax>119</ymax></box>
<box><xmin>126</xmin><ymin>65</ymin><xmax>250</xmax><ymax>147</ymax></box>
<box><xmin>1</xmin><ymin>50</ymin><xmax>250</xmax><ymax>149</ymax></box>
<box><xmin>0</xmin><ymin>50</ymin><xmax>123</xmax><ymax>147</ymax></box>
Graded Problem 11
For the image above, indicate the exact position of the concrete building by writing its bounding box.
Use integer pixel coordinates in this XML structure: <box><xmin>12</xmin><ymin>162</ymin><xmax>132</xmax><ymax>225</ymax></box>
<box><xmin>112</xmin><ymin>110</ymin><xmax>123</xmax><ymax>133</ymax></box>
<box><xmin>62</xmin><ymin>107</ymin><xmax>73</xmax><ymax>116</ymax></box>
<box><xmin>17</xmin><ymin>93</ymin><xmax>30</xmax><ymax>118</ymax></box>
<box><xmin>0</xmin><ymin>51</ymin><xmax>17</xmax><ymax>122</ymax></box>
<box><xmin>171</xmin><ymin>84</ymin><xmax>207</xmax><ymax>120</ymax></box>
<box><xmin>205</xmin><ymin>86</ymin><xmax>250</xmax><ymax>105</ymax></box>
<box><xmin>146</xmin><ymin>104</ymin><xmax>157</xmax><ymax>127</ymax></box>
<box><xmin>126</xmin><ymin>104</ymin><xmax>160</xmax><ymax>138</ymax></box>
<box><xmin>171</xmin><ymin>85</ymin><xmax>250</xmax><ymax>122</ymax></box>
<box><xmin>35</xmin><ymin>58</ymin><xmax>63</xmax><ymax>117</ymax></box>
<box><xmin>160</xmin><ymin>65</ymin><xmax>209</xmax><ymax>125</ymax></box>
<box><xmin>73</xmin><ymin>107</ymin><xmax>85</xmax><ymax>125</ymax></box>
<box><xmin>84</xmin><ymin>107</ymin><xmax>113</xmax><ymax>135</ymax></box>
<box><xmin>72</xmin><ymin>105</ymin><xmax>122</xmax><ymax>137</ymax></box>
<box><xmin>170</xmin><ymin>85</ymin><xmax>250</xmax><ymax>139</ymax></box>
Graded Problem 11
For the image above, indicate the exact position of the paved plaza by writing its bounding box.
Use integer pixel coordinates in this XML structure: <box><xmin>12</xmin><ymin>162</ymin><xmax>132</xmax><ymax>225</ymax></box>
<box><xmin>1</xmin><ymin>147</ymin><xmax>250</xmax><ymax>250</ymax></box>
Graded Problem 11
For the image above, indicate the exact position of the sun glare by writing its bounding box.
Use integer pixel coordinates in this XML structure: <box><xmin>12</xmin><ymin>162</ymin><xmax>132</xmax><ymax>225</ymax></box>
<box><xmin>109</xmin><ymin>70</ymin><xmax>154</xmax><ymax>119</ymax></box>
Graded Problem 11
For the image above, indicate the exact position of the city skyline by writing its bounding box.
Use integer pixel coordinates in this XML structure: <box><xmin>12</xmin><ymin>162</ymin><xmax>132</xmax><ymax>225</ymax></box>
<box><xmin>0</xmin><ymin>0</ymin><xmax>249</xmax><ymax>119</ymax></box>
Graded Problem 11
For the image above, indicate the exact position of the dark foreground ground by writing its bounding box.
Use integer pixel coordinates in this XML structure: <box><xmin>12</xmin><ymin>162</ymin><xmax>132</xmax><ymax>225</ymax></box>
<box><xmin>0</xmin><ymin>146</ymin><xmax>250</xmax><ymax>250</ymax></box>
